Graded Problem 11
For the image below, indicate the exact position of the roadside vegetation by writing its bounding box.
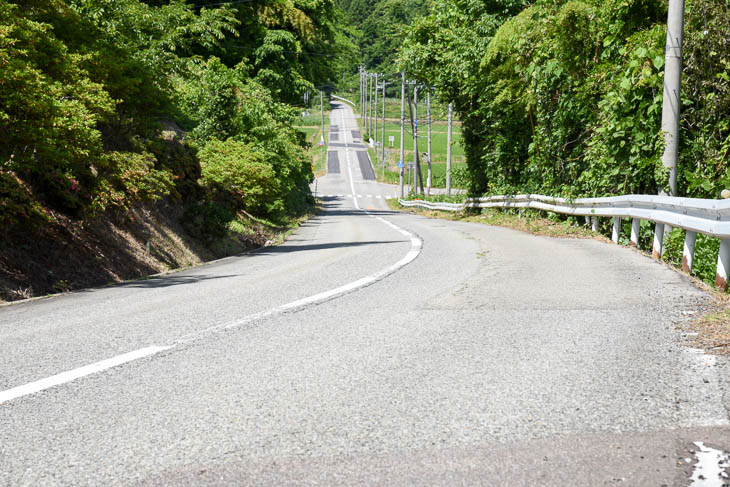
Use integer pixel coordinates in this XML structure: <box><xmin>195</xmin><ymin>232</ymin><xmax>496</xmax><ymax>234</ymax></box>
<box><xmin>400</xmin><ymin>0</ymin><xmax>729</xmax><ymax>200</ymax></box>
<box><xmin>0</xmin><ymin>0</ymin><xmax>354</xmax><ymax>301</ymax></box>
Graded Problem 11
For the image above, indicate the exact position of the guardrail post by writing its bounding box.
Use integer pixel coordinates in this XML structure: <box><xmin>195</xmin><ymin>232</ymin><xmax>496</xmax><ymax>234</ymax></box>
<box><xmin>682</xmin><ymin>231</ymin><xmax>697</xmax><ymax>273</ymax></box>
<box><xmin>630</xmin><ymin>218</ymin><xmax>640</xmax><ymax>247</ymax></box>
<box><xmin>584</xmin><ymin>216</ymin><xmax>590</xmax><ymax>226</ymax></box>
<box><xmin>591</xmin><ymin>217</ymin><xmax>598</xmax><ymax>232</ymax></box>
<box><xmin>662</xmin><ymin>225</ymin><xmax>673</xmax><ymax>256</ymax></box>
<box><xmin>612</xmin><ymin>217</ymin><xmax>621</xmax><ymax>244</ymax></box>
<box><xmin>716</xmin><ymin>239</ymin><xmax>730</xmax><ymax>290</ymax></box>
<box><xmin>652</xmin><ymin>223</ymin><xmax>665</xmax><ymax>259</ymax></box>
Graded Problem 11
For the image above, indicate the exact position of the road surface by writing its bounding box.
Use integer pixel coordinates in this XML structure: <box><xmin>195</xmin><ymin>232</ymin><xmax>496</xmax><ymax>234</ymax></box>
<box><xmin>1</xmin><ymin>102</ymin><xmax>729</xmax><ymax>486</ymax></box>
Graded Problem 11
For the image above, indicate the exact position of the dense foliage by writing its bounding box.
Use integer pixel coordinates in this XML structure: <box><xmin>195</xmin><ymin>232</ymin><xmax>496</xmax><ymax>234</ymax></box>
<box><xmin>400</xmin><ymin>0</ymin><xmax>730</xmax><ymax>199</ymax></box>
<box><xmin>1</xmin><ymin>0</ymin><xmax>352</xmax><ymax>234</ymax></box>
<box><xmin>338</xmin><ymin>0</ymin><xmax>426</xmax><ymax>76</ymax></box>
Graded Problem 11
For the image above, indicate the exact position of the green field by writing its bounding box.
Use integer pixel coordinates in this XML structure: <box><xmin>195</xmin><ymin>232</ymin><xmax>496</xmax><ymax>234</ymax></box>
<box><xmin>376</xmin><ymin>160</ymin><xmax>468</xmax><ymax>189</ymax></box>
<box><xmin>368</xmin><ymin>121</ymin><xmax>465</xmax><ymax>162</ymax></box>
<box><xmin>354</xmin><ymin>96</ymin><xmax>460</xmax><ymax>123</ymax></box>
<box><xmin>362</xmin><ymin>118</ymin><xmax>466</xmax><ymax>189</ymax></box>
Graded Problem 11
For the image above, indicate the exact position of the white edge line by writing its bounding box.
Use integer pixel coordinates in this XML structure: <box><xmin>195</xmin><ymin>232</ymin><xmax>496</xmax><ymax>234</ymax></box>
<box><xmin>0</xmin><ymin>346</ymin><xmax>171</xmax><ymax>404</ymax></box>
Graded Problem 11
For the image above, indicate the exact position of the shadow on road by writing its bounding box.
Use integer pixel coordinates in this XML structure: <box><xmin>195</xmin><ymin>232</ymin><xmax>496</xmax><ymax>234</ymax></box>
<box><xmin>257</xmin><ymin>240</ymin><xmax>403</xmax><ymax>254</ymax></box>
<box><xmin>116</xmin><ymin>274</ymin><xmax>238</xmax><ymax>289</ymax></box>
<box><xmin>317</xmin><ymin>209</ymin><xmax>402</xmax><ymax>217</ymax></box>
<box><xmin>313</xmin><ymin>199</ymin><xmax>401</xmax><ymax>217</ymax></box>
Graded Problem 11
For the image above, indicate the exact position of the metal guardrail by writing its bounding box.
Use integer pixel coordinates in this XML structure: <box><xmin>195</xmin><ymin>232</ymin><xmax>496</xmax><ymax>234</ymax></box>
<box><xmin>399</xmin><ymin>194</ymin><xmax>730</xmax><ymax>289</ymax></box>
<box><xmin>331</xmin><ymin>95</ymin><xmax>356</xmax><ymax>108</ymax></box>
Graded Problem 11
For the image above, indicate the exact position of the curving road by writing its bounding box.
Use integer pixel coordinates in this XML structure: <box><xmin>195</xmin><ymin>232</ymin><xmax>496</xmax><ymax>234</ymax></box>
<box><xmin>1</xmin><ymin>102</ymin><xmax>729</xmax><ymax>486</ymax></box>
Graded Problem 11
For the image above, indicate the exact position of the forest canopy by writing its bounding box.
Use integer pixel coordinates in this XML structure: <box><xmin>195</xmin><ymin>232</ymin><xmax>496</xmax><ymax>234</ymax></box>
<box><xmin>0</xmin><ymin>0</ymin><xmax>353</xmax><ymax>230</ymax></box>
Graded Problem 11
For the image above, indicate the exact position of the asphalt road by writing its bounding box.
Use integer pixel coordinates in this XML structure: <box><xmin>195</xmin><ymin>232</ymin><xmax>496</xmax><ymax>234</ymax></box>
<box><xmin>1</xmin><ymin>102</ymin><xmax>729</xmax><ymax>486</ymax></box>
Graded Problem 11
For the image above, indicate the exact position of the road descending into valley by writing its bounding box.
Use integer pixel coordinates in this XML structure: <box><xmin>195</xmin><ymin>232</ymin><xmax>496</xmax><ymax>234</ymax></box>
<box><xmin>1</xmin><ymin>102</ymin><xmax>729</xmax><ymax>486</ymax></box>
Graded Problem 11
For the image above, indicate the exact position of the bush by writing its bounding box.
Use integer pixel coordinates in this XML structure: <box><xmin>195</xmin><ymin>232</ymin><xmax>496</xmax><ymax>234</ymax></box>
<box><xmin>0</xmin><ymin>171</ymin><xmax>49</xmax><ymax>228</ymax></box>
<box><xmin>181</xmin><ymin>202</ymin><xmax>234</xmax><ymax>243</ymax></box>
<box><xmin>197</xmin><ymin>139</ymin><xmax>279</xmax><ymax>215</ymax></box>
<box><xmin>90</xmin><ymin>151</ymin><xmax>174</xmax><ymax>214</ymax></box>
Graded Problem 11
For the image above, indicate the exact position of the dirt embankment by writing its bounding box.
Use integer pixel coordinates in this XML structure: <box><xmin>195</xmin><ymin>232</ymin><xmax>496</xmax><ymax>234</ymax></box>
<box><xmin>0</xmin><ymin>201</ymin><xmax>297</xmax><ymax>304</ymax></box>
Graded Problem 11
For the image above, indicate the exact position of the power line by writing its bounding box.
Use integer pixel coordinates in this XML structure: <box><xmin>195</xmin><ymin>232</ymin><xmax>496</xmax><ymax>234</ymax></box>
<box><xmin>193</xmin><ymin>0</ymin><xmax>255</xmax><ymax>7</ymax></box>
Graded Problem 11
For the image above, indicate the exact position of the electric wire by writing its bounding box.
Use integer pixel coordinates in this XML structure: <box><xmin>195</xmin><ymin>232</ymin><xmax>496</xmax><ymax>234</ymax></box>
<box><xmin>193</xmin><ymin>0</ymin><xmax>255</xmax><ymax>7</ymax></box>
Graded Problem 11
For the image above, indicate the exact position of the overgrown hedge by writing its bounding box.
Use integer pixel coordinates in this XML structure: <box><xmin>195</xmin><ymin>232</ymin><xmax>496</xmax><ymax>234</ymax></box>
<box><xmin>401</xmin><ymin>0</ymin><xmax>730</xmax><ymax>199</ymax></box>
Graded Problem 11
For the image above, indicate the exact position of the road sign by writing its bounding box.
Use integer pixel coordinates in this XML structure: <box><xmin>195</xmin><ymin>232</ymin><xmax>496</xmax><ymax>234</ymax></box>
<box><xmin>397</xmin><ymin>160</ymin><xmax>404</xmax><ymax>168</ymax></box>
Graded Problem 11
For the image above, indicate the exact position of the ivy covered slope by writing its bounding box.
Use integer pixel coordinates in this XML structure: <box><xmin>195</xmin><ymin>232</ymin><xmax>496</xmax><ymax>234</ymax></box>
<box><xmin>0</xmin><ymin>0</ymin><xmax>350</xmax><ymax>300</ymax></box>
<box><xmin>400</xmin><ymin>0</ymin><xmax>730</xmax><ymax>198</ymax></box>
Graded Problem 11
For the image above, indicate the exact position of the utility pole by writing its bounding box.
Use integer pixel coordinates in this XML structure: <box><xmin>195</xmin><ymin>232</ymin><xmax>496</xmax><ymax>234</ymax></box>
<box><xmin>381</xmin><ymin>80</ymin><xmax>386</xmax><ymax>181</ymax></box>
<box><xmin>320</xmin><ymin>90</ymin><xmax>324</xmax><ymax>139</ymax></box>
<box><xmin>399</xmin><ymin>73</ymin><xmax>405</xmax><ymax>198</ymax></box>
<box><xmin>414</xmin><ymin>84</ymin><xmax>423</xmax><ymax>195</ymax></box>
<box><xmin>365</xmin><ymin>72</ymin><xmax>369</xmax><ymax>133</ymax></box>
<box><xmin>652</xmin><ymin>0</ymin><xmax>685</xmax><ymax>259</ymax></box>
<box><xmin>407</xmin><ymin>82</ymin><xmax>424</xmax><ymax>195</ymax></box>
<box><xmin>320</xmin><ymin>90</ymin><xmax>325</xmax><ymax>171</ymax></box>
<box><xmin>661</xmin><ymin>0</ymin><xmax>685</xmax><ymax>196</ymax></box>
<box><xmin>358</xmin><ymin>67</ymin><xmax>360</xmax><ymax>113</ymax></box>
<box><xmin>359</xmin><ymin>66</ymin><xmax>363</xmax><ymax>115</ymax></box>
<box><xmin>371</xmin><ymin>73</ymin><xmax>377</xmax><ymax>140</ymax></box>
<box><xmin>364</xmin><ymin>72</ymin><xmax>368</xmax><ymax>133</ymax></box>
<box><xmin>366</xmin><ymin>73</ymin><xmax>371</xmax><ymax>135</ymax></box>
<box><xmin>426</xmin><ymin>88</ymin><xmax>432</xmax><ymax>196</ymax></box>
<box><xmin>446</xmin><ymin>102</ymin><xmax>453</xmax><ymax>195</ymax></box>
<box><xmin>374</xmin><ymin>74</ymin><xmax>379</xmax><ymax>157</ymax></box>
<box><xmin>367</xmin><ymin>73</ymin><xmax>373</xmax><ymax>136</ymax></box>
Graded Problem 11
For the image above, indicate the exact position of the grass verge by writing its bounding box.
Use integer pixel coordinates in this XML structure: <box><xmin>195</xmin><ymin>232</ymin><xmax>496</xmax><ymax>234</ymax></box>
<box><xmin>386</xmin><ymin>198</ymin><xmax>600</xmax><ymax>239</ymax></box>
<box><xmin>687</xmin><ymin>304</ymin><xmax>730</xmax><ymax>355</ymax></box>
